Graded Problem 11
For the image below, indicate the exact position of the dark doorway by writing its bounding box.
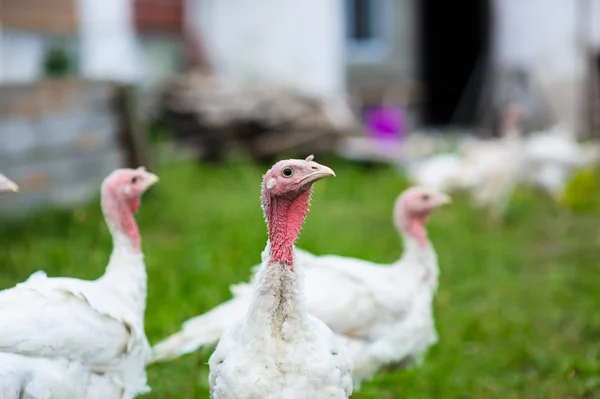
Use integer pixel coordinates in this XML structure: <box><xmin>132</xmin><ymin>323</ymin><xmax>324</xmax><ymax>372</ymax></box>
<box><xmin>419</xmin><ymin>0</ymin><xmax>491</xmax><ymax>127</ymax></box>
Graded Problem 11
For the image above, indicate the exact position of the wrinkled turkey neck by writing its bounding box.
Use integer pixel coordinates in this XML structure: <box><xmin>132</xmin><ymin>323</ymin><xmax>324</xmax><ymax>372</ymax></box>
<box><xmin>265</xmin><ymin>188</ymin><xmax>312</xmax><ymax>269</ymax></box>
<box><xmin>102</xmin><ymin>193</ymin><xmax>141</xmax><ymax>252</ymax></box>
<box><xmin>398</xmin><ymin>212</ymin><xmax>429</xmax><ymax>248</ymax></box>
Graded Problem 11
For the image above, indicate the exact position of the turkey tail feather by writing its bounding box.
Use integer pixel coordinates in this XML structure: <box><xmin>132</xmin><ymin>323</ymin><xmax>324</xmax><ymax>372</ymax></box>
<box><xmin>150</xmin><ymin>297</ymin><xmax>249</xmax><ymax>364</ymax></box>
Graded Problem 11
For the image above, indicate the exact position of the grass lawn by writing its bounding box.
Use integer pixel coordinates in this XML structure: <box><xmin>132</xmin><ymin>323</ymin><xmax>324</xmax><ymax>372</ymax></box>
<box><xmin>0</xmin><ymin>158</ymin><xmax>598</xmax><ymax>398</ymax></box>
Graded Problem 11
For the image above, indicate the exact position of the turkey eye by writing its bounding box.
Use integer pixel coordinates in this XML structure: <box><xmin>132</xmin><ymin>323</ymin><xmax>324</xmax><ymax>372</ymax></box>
<box><xmin>422</xmin><ymin>194</ymin><xmax>430</xmax><ymax>201</ymax></box>
<box><xmin>282</xmin><ymin>168</ymin><xmax>294</xmax><ymax>178</ymax></box>
<box><xmin>131</xmin><ymin>177</ymin><xmax>139</xmax><ymax>184</ymax></box>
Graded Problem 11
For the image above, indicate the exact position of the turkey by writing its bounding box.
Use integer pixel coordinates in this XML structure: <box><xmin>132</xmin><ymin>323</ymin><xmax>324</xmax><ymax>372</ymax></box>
<box><xmin>522</xmin><ymin>124</ymin><xmax>600</xmax><ymax>199</ymax></box>
<box><xmin>152</xmin><ymin>185</ymin><xmax>450</xmax><ymax>387</ymax></box>
<box><xmin>0</xmin><ymin>174</ymin><xmax>18</xmax><ymax>193</ymax></box>
<box><xmin>0</xmin><ymin>167</ymin><xmax>158</xmax><ymax>399</ymax></box>
<box><xmin>408</xmin><ymin>104</ymin><xmax>526</xmax><ymax>217</ymax></box>
<box><xmin>407</xmin><ymin>153</ymin><xmax>466</xmax><ymax>193</ymax></box>
<box><xmin>458</xmin><ymin>104</ymin><xmax>526</xmax><ymax>217</ymax></box>
<box><xmin>207</xmin><ymin>156</ymin><xmax>352</xmax><ymax>399</ymax></box>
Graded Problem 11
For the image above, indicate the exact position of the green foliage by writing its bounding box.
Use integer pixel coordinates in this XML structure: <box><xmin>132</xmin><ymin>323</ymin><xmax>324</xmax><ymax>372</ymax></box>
<box><xmin>0</xmin><ymin>159</ymin><xmax>597</xmax><ymax>398</ymax></box>
<box><xmin>43</xmin><ymin>45</ymin><xmax>73</xmax><ymax>77</ymax></box>
<box><xmin>561</xmin><ymin>168</ymin><xmax>600</xmax><ymax>211</ymax></box>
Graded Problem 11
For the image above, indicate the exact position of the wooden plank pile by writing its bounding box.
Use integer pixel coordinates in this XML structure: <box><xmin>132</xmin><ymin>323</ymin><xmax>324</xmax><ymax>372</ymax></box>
<box><xmin>159</xmin><ymin>69</ymin><xmax>361</xmax><ymax>162</ymax></box>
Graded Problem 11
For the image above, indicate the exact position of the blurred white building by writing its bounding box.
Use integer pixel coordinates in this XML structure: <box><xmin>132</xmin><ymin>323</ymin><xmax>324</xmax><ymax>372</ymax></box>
<box><xmin>192</xmin><ymin>0</ymin><xmax>345</xmax><ymax>98</ymax></box>
<box><xmin>493</xmin><ymin>0</ymin><xmax>600</xmax><ymax>132</ymax></box>
<box><xmin>1</xmin><ymin>0</ymin><xmax>599</xmax><ymax>132</ymax></box>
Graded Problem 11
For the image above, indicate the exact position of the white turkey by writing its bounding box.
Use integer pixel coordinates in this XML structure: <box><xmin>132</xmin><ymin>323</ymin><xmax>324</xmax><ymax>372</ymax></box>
<box><xmin>152</xmin><ymin>185</ymin><xmax>450</xmax><ymax>387</ymax></box>
<box><xmin>522</xmin><ymin>124</ymin><xmax>600</xmax><ymax>199</ymax></box>
<box><xmin>0</xmin><ymin>167</ymin><xmax>157</xmax><ymax>399</ymax></box>
<box><xmin>406</xmin><ymin>153</ymin><xmax>466</xmax><ymax>193</ymax></box>
<box><xmin>0</xmin><ymin>174</ymin><xmax>18</xmax><ymax>193</ymax></box>
<box><xmin>206</xmin><ymin>156</ymin><xmax>352</xmax><ymax>399</ymax></box>
<box><xmin>409</xmin><ymin>104</ymin><xmax>526</xmax><ymax>217</ymax></box>
<box><xmin>458</xmin><ymin>105</ymin><xmax>526</xmax><ymax>216</ymax></box>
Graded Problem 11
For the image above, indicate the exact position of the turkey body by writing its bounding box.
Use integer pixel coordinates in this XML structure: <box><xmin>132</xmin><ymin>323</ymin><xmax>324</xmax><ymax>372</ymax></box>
<box><xmin>298</xmin><ymin>245</ymin><xmax>438</xmax><ymax>380</ymax></box>
<box><xmin>209</xmin><ymin>250</ymin><xmax>353</xmax><ymax>399</ymax></box>
<box><xmin>157</xmin><ymin>240</ymin><xmax>437</xmax><ymax>387</ymax></box>
<box><xmin>153</xmin><ymin>186</ymin><xmax>448</xmax><ymax>388</ymax></box>
<box><xmin>0</xmin><ymin>252</ymin><xmax>151</xmax><ymax>399</ymax></box>
<box><xmin>522</xmin><ymin>125</ymin><xmax>600</xmax><ymax>198</ymax></box>
<box><xmin>0</xmin><ymin>168</ymin><xmax>157</xmax><ymax>399</ymax></box>
<box><xmin>207</xmin><ymin>157</ymin><xmax>352</xmax><ymax>398</ymax></box>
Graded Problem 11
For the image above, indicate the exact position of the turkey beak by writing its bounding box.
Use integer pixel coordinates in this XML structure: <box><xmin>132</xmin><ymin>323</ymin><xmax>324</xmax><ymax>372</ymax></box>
<box><xmin>436</xmin><ymin>193</ymin><xmax>452</xmax><ymax>206</ymax></box>
<box><xmin>301</xmin><ymin>163</ymin><xmax>336</xmax><ymax>185</ymax></box>
<box><xmin>144</xmin><ymin>171</ymin><xmax>159</xmax><ymax>189</ymax></box>
<box><xmin>0</xmin><ymin>174</ymin><xmax>19</xmax><ymax>193</ymax></box>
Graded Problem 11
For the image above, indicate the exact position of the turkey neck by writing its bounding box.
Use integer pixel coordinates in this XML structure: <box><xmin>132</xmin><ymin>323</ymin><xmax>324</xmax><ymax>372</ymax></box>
<box><xmin>99</xmin><ymin>192</ymin><xmax>147</xmax><ymax>316</ymax></box>
<box><xmin>246</xmin><ymin>188</ymin><xmax>312</xmax><ymax>339</ymax></box>
<box><xmin>103</xmin><ymin>192</ymin><xmax>141</xmax><ymax>251</ymax></box>
<box><xmin>396</xmin><ymin>213</ymin><xmax>438</xmax><ymax>282</ymax></box>
<box><xmin>265</xmin><ymin>189</ymin><xmax>311</xmax><ymax>268</ymax></box>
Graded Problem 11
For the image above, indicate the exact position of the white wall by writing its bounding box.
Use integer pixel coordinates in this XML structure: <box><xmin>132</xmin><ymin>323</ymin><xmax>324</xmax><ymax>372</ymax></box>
<box><xmin>195</xmin><ymin>0</ymin><xmax>346</xmax><ymax>97</ymax></box>
<box><xmin>138</xmin><ymin>37</ymin><xmax>183</xmax><ymax>90</ymax></box>
<box><xmin>0</xmin><ymin>30</ymin><xmax>46</xmax><ymax>83</ymax></box>
<box><xmin>79</xmin><ymin>0</ymin><xmax>141</xmax><ymax>82</ymax></box>
<box><xmin>591</xmin><ymin>0</ymin><xmax>600</xmax><ymax>48</ymax></box>
<box><xmin>493</xmin><ymin>0</ymin><xmax>600</xmax><ymax>132</ymax></box>
<box><xmin>0</xmin><ymin>0</ymin><xmax>141</xmax><ymax>84</ymax></box>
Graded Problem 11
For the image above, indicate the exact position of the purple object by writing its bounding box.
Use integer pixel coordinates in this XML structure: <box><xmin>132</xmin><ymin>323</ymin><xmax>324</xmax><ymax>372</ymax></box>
<box><xmin>364</xmin><ymin>106</ymin><xmax>406</xmax><ymax>141</ymax></box>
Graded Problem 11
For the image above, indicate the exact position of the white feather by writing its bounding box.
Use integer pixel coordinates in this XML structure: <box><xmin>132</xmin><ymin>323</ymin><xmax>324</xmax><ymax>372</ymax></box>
<box><xmin>152</xmin><ymin>231</ymin><xmax>439</xmax><ymax>388</ymax></box>
<box><xmin>0</xmin><ymin>249</ymin><xmax>151</xmax><ymax>398</ymax></box>
<box><xmin>207</xmin><ymin>244</ymin><xmax>353</xmax><ymax>399</ymax></box>
<box><xmin>0</xmin><ymin>198</ymin><xmax>152</xmax><ymax>398</ymax></box>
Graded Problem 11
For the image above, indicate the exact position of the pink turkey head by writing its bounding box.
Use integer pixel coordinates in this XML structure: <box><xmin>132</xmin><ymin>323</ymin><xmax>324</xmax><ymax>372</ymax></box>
<box><xmin>101</xmin><ymin>167</ymin><xmax>159</xmax><ymax>213</ymax></box>
<box><xmin>394</xmin><ymin>186</ymin><xmax>451</xmax><ymax>247</ymax></box>
<box><xmin>262</xmin><ymin>155</ymin><xmax>335</xmax><ymax>267</ymax></box>
<box><xmin>261</xmin><ymin>155</ymin><xmax>335</xmax><ymax>200</ymax></box>
<box><xmin>0</xmin><ymin>174</ymin><xmax>18</xmax><ymax>193</ymax></box>
<box><xmin>101</xmin><ymin>167</ymin><xmax>158</xmax><ymax>251</ymax></box>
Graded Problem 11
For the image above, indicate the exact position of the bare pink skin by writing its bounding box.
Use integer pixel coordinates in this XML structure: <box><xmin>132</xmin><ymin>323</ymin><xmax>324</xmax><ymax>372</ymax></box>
<box><xmin>261</xmin><ymin>155</ymin><xmax>335</xmax><ymax>270</ymax></box>
<box><xmin>394</xmin><ymin>186</ymin><xmax>451</xmax><ymax>247</ymax></box>
<box><xmin>101</xmin><ymin>167</ymin><xmax>159</xmax><ymax>252</ymax></box>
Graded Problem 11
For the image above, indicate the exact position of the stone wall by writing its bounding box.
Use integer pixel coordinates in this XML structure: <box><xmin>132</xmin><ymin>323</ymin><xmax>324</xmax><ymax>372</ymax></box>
<box><xmin>0</xmin><ymin>79</ymin><xmax>125</xmax><ymax>214</ymax></box>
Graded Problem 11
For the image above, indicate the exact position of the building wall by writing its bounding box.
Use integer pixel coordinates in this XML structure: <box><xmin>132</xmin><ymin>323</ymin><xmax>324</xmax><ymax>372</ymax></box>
<box><xmin>0</xmin><ymin>0</ymin><xmax>78</xmax><ymax>34</ymax></box>
<box><xmin>194</xmin><ymin>0</ymin><xmax>346</xmax><ymax>98</ymax></box>
<box><xmin>134</xmin><ymin>0</ymin><xmax>184</xmax><ymax>34</ymax></box>
<box><xmin>79</xmin><ymin>0</ymin><xmax>141</xmax><ymax>83</ymax></box>
<box><xmin>0</xmin><ymin>0</ymin><xmax>142</xmax><ymax>84</ymax></box>
<box><xmin>136</xmin><ymin>35</ymin><xmax>183</xmax><ymax>115</ymax></box>
<box><xmin>133</xmin><ymin>0</ymin><xmax>184</xmax><ymax>94</ymax></box>
<box><xmin>493</xmin><ymin>0</ymin><xmax>600</xmax><ymax>132</ymax></box>
<box><xmin>345</xmin><ymin>0</ymin><xmax>417</xmax><ymax>89</ymax></box>
<box><xmin>0</xmin><ymin>0</ymin><xmax>79</xmax><ymax>83</ymax></box>
<box><xmin>344</xmin><ymin>0</ymin><xmax>600</xmax><ymax>132</ymax></box>
<box><xmin>344</xmin><ymin>0</ymin><xmax>419</xmax><ymax>130</ymax></box>
<box><xmin>0</xmin><ymin>31</ymin><xmax>47</xmax><ymax>83</ymax></box>
<box><xmin>0</xmin><ymin>80</ymin><xmax>124</xmax><ymax>214</ymax></box>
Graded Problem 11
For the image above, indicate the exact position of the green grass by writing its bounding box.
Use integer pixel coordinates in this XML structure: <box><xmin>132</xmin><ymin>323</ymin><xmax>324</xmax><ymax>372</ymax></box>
<box><xmin>0</xmin><ymin>158</ymin><xmax>599</xmax><ymax>398</ymax></box>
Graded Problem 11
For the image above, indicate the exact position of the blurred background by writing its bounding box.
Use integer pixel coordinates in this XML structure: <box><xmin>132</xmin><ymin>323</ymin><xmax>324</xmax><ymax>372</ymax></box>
<box><xmin>1</xmin><ymin>0</ymin><xmax>600</xmax><ymax>397</ymax></box>
<box><xmin>1</xmin><ymin>0</ymin><xmax>600</xmax><ymax>211</ymax></box>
